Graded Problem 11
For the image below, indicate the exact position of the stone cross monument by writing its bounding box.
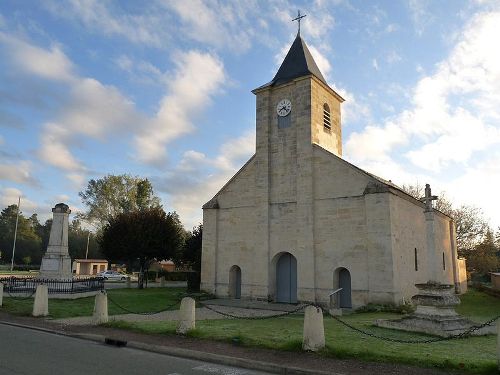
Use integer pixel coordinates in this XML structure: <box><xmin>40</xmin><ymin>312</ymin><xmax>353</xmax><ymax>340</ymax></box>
<box><xmin>39</xmin><ymin>203</ymin><xmax>72</xmax><ymax>279</ymax></box>
<box><xmin>420</xmin><ymin>184</ymin><xmax>440</xmax><ymax>282</ymax></box>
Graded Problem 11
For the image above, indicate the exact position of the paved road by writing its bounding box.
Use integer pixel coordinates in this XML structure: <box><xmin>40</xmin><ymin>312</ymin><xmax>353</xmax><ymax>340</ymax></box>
<box><xmin>0</xmin><ymin>324</ymin><xmax>271</xmax><ymax>375</ymax></box>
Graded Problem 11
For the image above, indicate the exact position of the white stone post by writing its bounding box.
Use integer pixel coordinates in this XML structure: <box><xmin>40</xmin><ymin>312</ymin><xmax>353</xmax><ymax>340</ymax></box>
<box><xmin>0</xmin><ymin>282</ymin><xmax>3</xmax><ymax>307</ymax></box>
<box><xmin>160</xmin><ymin>276</ymin><xmax>166</xmax><ymax>287</ymax></box>
<box><xmin>126</xmin><ymin>277</ymin><xmax>131</xmax><ymax>288</ymax></box>
<box><xmin>32</xmin><ymin>284</ymin><xmax>49</xmax><ymax>317</ymax></box>
<box><xmin>303</xmin><ymin>305</ymin><xmax>325</xmax><ymax>351</ymax></box>
<box><xmin>176</xmin><ymin>297</ymin><xmax>195</xmax><ymax>334</ymax></box>
<box><xmin>497</xmin><ymin>320</ymin><xmax>500</xmax><ymax>371</ymax></box>
<box><xmin>92</xmin><ymin>291</ymin><xmax>108</xmax><ymax>324</ymax></box>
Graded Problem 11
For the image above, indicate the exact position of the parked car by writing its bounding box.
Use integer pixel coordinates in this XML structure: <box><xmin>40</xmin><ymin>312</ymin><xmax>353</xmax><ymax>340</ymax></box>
<box><xmin>97</xmin><ymin>270</ymin><xmax>127</xmax><ymax>281</ymax></box>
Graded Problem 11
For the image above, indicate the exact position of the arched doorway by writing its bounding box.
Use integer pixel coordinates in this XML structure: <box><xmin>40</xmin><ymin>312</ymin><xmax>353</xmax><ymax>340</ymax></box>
<box><xmin>229</xmin><ymin>265</ymin><xmax>241</xmax><ymax>299</ymax></box>
<box><xmin>276</xmin><ymin>253</ymin><xmax>297</xmax><ymax>303</ymax></box>
<box><xmin>338</xmin><ymin>268</ymin><xmax>352</xmax><ymax>308</ymax></box>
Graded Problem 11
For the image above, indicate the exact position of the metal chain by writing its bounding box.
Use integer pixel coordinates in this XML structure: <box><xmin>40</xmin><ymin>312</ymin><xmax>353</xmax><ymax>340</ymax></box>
<box><xmin>198</xmin><ymin>301</ymin><xmax>311</xmax><ymax>320</ymax></box>
<box><xmin>330</xmin><ymin>314</ymin><xmax>500</xmax><ymax>344</ymax></box>
<box><xmin>107</xmin><ymin>294</ymin><xmax>182</xmax><ymax>316</ymax></box>
<box><xmin>5</xmin><ymin>288</ymin><xmax>37</xmax><ymax>300</ymax></box>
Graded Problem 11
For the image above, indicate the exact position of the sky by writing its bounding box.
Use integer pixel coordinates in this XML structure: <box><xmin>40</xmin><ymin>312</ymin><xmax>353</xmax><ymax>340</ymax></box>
<box><xmin>1</xmin><ymin>0</ymin><xmax>500</xmax><ymax>230</ymax></box>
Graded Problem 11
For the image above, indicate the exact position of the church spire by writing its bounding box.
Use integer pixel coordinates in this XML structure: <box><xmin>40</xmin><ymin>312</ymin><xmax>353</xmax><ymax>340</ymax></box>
<box><xmin>267</xmin><ymin>34</ymin><xmax>327</xmax><ymax>88</ymax></box>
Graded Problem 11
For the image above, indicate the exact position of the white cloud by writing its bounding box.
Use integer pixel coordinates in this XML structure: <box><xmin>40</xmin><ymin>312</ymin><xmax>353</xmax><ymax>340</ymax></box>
<box><xmin>0</xmin><ymin>161</ymin><xmax>37</xmax><ymax>185</ymax></box>
<box><xmin>407</xmin><ymin>0</ymin><xmax>433</xmax><ymax>35</ymax></box>
<box><xmin>135</xmin><ymin>50</ymin><xmax>226</xmax><ymax>165</ymax></box>
<box><xmin>372</xmin><ymin>58</ymin><xmax>379</xmax><ymax>70</ymax></box>
<box><xmin>386</xmin><ymin>50</ymin><xmax>402</xmax><ymax>64</ymax></box>
<box><xmin>42</xmin><ymin>0</ymin><xmax>166</xmax><ymax>47</ymax></box>
<box><xmin>0</xmin><ymin>187</ymin><xmax>38</xmax><ymax>211</ymax></box>
<box><xmin>308</xmin><ymin>45</ymin><xmax>332</xmax><ymax>81</ymax></box>
<box><xmin>346</xmin><ymin>11</ymin><xmax>500</xmax><ymax>169</ymax></box>
<box><xmin>155</xmin><ymin>129</ymin><xmax>255</xmax><ymax>228</ymax></box>
<box><xmin>0</xmin><ymin>32</ymin><xmax>74</xmax><ymax>82</ymax></box>
<box><xmin>342</xmin><ymin>10</ymin><xmax>500</xmax><ymax>226</ymax></box>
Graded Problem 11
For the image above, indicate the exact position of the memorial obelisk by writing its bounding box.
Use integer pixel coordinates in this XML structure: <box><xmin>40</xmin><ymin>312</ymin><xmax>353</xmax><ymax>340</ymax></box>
<box><xmin>39</xmin><ymin>203</ymin><xmax>72</xmax><ymax>279</ymax></box>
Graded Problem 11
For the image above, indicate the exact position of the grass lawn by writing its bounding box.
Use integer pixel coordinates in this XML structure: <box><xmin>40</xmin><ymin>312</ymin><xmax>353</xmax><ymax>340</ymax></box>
<box><xmin>0</xmin><ymin>287</ymin><xmax>186</xmax><ymax>319</ymax></box>
<box><xmin>107</xmin><ymin>290</ymin><xmax>500</xmax><ymax>375</ymax></box>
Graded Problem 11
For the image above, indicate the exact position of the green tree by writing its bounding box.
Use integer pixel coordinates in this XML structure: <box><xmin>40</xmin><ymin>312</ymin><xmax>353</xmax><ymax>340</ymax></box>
<box><xmin>181</xmin><ymin>224</ymin><xmax>202</xmax><ymax>291</ymax></box>
<box><xmin>466</xmin><ymin>229</ymin><xmax>499</xmax><ymax>278</ymax></box>
<box><xmin>98</xmin><ymin>208</ymin><xmax>184</xmax><ymax>288</ymax></box>
<box><xmin>68</xmin><ymin>219</ymin><xmax>101</xmax><ymax>260</ymax></box>
<box><xmin>0</xmin><ymin>205</ymin><xmax>42</xmax><ymax>265</ymax></box>
<box><xmin>78</xmin><ymin>174</ymin><xmax>161</xmax><ymax>230</ymax></box>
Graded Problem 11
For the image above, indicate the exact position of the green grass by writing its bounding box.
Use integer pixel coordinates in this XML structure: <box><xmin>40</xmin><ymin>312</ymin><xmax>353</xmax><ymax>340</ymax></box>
<box><xmin>105</xmin><ymin>290</ymin><xmax>500</xmax><ymax>375</ymax></box>
<box><xmin>0</xmin><ymin>287</ymin><xmax>186</xmax><ymax>319</ymax></box>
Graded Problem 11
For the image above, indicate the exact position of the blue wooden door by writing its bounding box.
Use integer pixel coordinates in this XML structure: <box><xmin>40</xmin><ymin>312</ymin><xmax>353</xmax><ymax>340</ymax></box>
<box><xmin>276</xmin><ymin>253</ymin><xmax>297</xmax><ymax>303</ymax></box>
<box><xmin>339</xmin><ymin>268</ymin><xmax>352</xmax><ymax>308</ymax></box>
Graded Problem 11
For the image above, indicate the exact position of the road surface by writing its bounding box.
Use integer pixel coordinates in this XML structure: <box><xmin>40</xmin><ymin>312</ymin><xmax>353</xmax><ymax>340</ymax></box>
<box><xmin>0</xmin><ymin>323</ymin><xmax>272</xmax><ymax>375</ymax></box>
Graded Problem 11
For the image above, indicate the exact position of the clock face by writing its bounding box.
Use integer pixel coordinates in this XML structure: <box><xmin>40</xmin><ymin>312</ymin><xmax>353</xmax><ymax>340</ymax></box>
<box><xmin>276</xmin><ymin>99</ymin><xmax>292</xmax><ymax>117</ymax></box>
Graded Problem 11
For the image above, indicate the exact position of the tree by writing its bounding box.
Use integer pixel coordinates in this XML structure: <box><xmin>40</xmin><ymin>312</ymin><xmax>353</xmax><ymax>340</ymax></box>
<box><xmin>98</xmin><ymin>208</ymin><xmax>184</xmax><ymax>288</ymax></box>
<box><xmin>0</xmin><ymin>205</ymin><xmax>43</xmax><ymax>265</ymax></box>
<box><xmin>466</xmin><ymin>229</ymin><xmax>499</xmax><ymax>278</ymax></box>
<box><xmin>68</xmin><ymin>219</ymin><xmax>101</xmax><ymax>260</ymax></box>
<box><xmin>78</xmin><ymin>174</ymin><xmax>161</xmax><ymax>230</ymax></box>
<box><xmin>181</xmin><ymin>224</ymin><xmax>202</xmax><ymax>291</ymax></box>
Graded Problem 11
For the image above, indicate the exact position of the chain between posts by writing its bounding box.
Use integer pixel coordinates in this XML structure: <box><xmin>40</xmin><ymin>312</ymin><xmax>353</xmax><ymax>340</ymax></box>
<box><xmin>330</xmin><ymin>314</ymin><xmax>500</xmax><ymax>344</ymax></box>
<box><xmin>106</xmin><ymin>294</ymin><xmax>182</xmax><ymax>316</ymax></box>
<box><xmin>198</xmin><ymin>301</ymin><xmax>313</xmax><ymax>320</ymax></box>
<box><xmin>5</xmin><ymin>288</ymin><xmax>37</xmax><ymax>300</ymax></box>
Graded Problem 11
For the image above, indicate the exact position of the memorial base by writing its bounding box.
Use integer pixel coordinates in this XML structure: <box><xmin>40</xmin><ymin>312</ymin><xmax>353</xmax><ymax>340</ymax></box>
<box><xmin>375</xmin><ymin>282</ymin><xmax>495</xmax><ymax>337</ymax></box>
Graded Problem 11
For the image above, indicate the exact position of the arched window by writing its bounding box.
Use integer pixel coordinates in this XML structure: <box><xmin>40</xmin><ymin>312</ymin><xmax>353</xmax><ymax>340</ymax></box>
<box><xmin>323</xmin><ymin>103</ymin><xmax>331</xmax><ymax>129</ymax></box>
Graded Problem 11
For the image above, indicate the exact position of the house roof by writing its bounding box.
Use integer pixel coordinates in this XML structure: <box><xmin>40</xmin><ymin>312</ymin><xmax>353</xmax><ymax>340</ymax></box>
<box><xmin>254</xmin><ymin>34</ymin><xmax>327</xmax><ymax>90</ymax></box>
<box><xmin>74</xmin><ymin>259</ymin><xmax>108</xmax><ymax>263</ymax></box>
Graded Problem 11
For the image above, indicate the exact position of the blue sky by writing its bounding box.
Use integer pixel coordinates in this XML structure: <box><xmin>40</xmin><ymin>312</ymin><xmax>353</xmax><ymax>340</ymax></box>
<box><xmin>1</xmin><ymin>0</ymin><xmax>500</xmax><ymax>230</ymax></box>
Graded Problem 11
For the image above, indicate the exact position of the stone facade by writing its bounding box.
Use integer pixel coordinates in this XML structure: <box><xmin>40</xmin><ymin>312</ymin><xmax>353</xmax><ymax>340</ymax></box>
<box><xmin>201</xmin><ymin>37</ymin><xmax>466</xmax><ymax>308</ymax></box>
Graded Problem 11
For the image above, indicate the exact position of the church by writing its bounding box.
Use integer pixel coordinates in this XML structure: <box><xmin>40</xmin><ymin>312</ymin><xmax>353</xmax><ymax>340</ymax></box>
<box><xmin>200</xmin><ymin>32</ymin><xmax>467</xmax><ymax>308</ymax></box>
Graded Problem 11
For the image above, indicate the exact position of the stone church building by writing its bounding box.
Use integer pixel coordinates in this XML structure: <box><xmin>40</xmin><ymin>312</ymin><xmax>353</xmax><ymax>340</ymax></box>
<box><xmin>200</xmin><ymin>34</ymin><xmax>467</xmax><ymax>308</ymax></box>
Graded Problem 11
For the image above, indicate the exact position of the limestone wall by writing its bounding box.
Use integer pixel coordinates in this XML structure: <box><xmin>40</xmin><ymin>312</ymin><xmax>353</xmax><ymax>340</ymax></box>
<box><xmin>310</xmin><ymin>78</ymin><xmax>342</xmax><ymax>156</ymax></box>
<box><xmin>388</xmin><ymin>193</ymin><xmax>457</xmax><ymax>301</ymax></box>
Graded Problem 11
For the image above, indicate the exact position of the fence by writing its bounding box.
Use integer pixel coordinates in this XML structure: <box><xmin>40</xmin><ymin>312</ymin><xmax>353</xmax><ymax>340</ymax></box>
<box><xmin>0</xmin><ymin>276</ymin><xmax>104</xmax><ymax>295</ymax></box>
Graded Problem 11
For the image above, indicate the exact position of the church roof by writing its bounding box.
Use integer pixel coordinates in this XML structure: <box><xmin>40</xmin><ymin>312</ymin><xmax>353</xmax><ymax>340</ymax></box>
<box><xmin>255</xmin><ymin>34</ymin><xmax>328</xmax><ymax>90</ymax></box>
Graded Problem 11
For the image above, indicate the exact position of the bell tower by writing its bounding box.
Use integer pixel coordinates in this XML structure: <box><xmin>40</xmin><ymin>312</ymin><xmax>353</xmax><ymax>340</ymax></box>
<box><xmin>252</xmin><ymin>34</ymin><xmax>344</xmax><ymax>160</ymax></box>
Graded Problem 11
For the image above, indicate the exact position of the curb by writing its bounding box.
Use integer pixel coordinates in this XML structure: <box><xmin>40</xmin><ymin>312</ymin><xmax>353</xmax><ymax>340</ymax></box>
<box><xmin>0</xmin><ymin>320</ymin><xmax>337</xmax><ymax>375</ymax></box>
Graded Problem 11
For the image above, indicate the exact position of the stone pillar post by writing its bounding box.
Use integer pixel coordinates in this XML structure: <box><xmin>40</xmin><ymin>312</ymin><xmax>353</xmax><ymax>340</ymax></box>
<box><xmin>303</xmin><ymin>305</ymin><xmax>325</xmax><ymax>351</ymax></box>
<box><xmin>126</xmin><ymin>277</ymin><xmax>131</xmax><ymax>288</ymax></box>
<box><xmin>160</xmin><ymin>276</ymin><xmax>166</xmax><ymax>287</ymax></box>
<box><xmin>0</xmin><ymin>282</ymin><xmax>3</xmax><ymax>307</ymax></box>
<box><xmin>92</xmin><ymin>291</ymin><xmax>108</xmax><ymax>324</ymax></box>
<box><xmin>39</xmin><ymin>203</ymin><xmax>72</xmax><ymax>279</ymax></box>
<box><xmin>497</xmin><ymin>320</ymin><xmax>500</xmax><ymax>371</ymax></box>
<box><xmin>33</xmin><ymin>284</ymin><xmax>49</xmax><ymax>317</ymax></box>
<box><xmin>424</xmin><ymin>211</ymin><xmax>440</xmax><ymax>283</ymax></box>
<box><xmin>176</xmin><ymin>297</ymin><xmax>195</xmax><ymax>334</ymax></box>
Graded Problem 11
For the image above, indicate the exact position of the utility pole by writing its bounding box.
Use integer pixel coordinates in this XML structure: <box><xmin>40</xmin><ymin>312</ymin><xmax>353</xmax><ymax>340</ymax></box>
<box><xmin>10</xmin><ymin>196</ymin><xmax>21</xmax><ymax>272</ymax></box>
<box><xmin>85</xmin><ymin>231</ymin><xmax>90</xmax><ymax>259</ymax></box>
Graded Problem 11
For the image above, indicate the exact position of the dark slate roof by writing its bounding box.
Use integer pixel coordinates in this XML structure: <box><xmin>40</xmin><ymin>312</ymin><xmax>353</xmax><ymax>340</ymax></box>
<box><xmin>255</xmin><ymin>34</ymin><xmax>327</xmax><ymax>90</ymax></box>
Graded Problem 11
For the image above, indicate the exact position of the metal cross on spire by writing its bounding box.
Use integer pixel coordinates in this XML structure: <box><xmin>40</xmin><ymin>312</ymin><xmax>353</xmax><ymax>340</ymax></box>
<box><xmin>292</xmin><ymin>10</ymin><xmax>307</xmax><ymax>35</ymax></box>
<box><xmin>420</xmin><ymin>183</ymin><xmax>438</xmax><ymax>212</ymax></box>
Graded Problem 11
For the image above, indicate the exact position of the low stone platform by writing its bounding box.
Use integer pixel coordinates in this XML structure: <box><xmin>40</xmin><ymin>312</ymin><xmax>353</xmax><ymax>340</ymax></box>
<box><xmin>375</xmin><ymin>282</ymin><xmax>496</xmax><ymax>337</ymax></box>
<box><xmin>375</xmin><ymin>314</ymin><xmax>496</xmax><ymax>337</ymax></box>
